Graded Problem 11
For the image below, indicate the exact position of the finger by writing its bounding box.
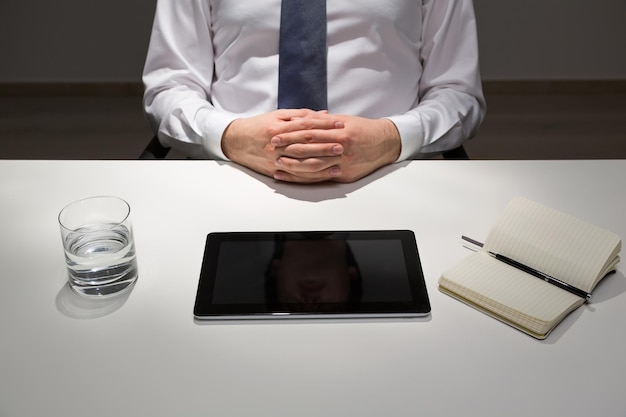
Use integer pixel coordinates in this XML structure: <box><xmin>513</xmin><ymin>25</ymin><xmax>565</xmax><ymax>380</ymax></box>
<box><xmin>276</xmin><ymin>155</ymin><xmax>342</xmax><ymax>175</ymax></box>
<box><xmin>289</xmin><ymin>110</ymin><xmax>329</xmax><ymax>119</ymax></box>
<box><xmin>274</xmin><ymin>165</ymin><xmax>342</xmax><ymax>183</ymax></box>
<box><xmin>271</xmin><ymin>127</ymin><xmax>344</xmax><ymax>147</ymax></box>
<box><xmin>274</xmin><ymin>108</ymin><xmax>316</xmax><ymax>120</ymax></box>
<box><xmin>288</xmin><ymin>109</ymin><xmax>329</xmax><ymax>119</ymax></box>
<box><xmin>279</xmin><ymin>142</ymin><xmax>344</xmax><ymax>159</ymax></box>
<box><xmin>279</xmin><ymin>119</ymin><xmax>344</xmax><ymax>138</ymax></box>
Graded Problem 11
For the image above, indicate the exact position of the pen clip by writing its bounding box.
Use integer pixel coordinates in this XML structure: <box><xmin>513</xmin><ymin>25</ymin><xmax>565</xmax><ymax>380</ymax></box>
<box><xmin>462</xmin><ymin>235</ymin><xmax>484</xmax><ymax>251</ymax></box>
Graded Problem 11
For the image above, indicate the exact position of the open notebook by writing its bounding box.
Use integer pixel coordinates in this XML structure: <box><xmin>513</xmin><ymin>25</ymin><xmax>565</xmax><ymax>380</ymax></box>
<box><xmin>439</xmin><ymin>197</ymin><xmax>622</xmax><ymax>339</ymax></box>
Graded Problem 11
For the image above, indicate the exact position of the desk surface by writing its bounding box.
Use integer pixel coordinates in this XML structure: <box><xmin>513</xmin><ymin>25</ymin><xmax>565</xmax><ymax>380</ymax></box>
<box><xmin>1</xmin><ymin>160</ymin><xmax>625</xmax><ymax>417</ymax></box>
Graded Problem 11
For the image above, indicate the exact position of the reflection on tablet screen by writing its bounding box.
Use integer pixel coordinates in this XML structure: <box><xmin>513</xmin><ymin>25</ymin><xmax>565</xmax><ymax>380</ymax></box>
<box><xmin>194</xmin><ymin>231</ymin><xmax>430</xmax><ymax>319</ymax></box>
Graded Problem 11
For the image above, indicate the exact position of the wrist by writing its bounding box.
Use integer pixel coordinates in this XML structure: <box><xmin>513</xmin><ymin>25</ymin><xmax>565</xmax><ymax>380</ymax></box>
<box><xmin>220</xmin><ymin>119</ymin><xmax>240</xmax><ymax>161</ymax></box>
<box><xmin>380</xmin><ymin>118</ymin><xmax>402</xmax><ymax>163</ymax></box>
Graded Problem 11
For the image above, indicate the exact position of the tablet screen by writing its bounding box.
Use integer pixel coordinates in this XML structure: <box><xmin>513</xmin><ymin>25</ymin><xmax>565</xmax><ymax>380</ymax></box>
<box><xmin>194</xmin><ymin>230</ymin><xmax>430</xmax><ymax>319</ymax></box>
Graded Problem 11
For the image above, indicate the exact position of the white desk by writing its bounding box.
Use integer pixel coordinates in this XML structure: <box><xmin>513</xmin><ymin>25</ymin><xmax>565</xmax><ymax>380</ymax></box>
<box><xmin>1</xmin><ymin>160</ymin><xmax>625</xmax><ymax>417</ymax></box>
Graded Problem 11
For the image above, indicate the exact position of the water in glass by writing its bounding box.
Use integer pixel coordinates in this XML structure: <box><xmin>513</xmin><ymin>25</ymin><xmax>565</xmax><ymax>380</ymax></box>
<box><xmin>64</xmin><ymin>223</ymin><xmax>138</xmax><ymax>297</ymax></box>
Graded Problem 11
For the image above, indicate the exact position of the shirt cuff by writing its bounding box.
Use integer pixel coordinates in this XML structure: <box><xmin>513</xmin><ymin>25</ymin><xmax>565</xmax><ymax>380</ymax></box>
<box><xmin>196</xmin><ymin>108</ymin><xmax>239</xmax><ymax>161</ymax></box>
<box><xmin>385</xmin><ymin>114</ymin><xmax>424</xmax><ymax>162</ymax></box>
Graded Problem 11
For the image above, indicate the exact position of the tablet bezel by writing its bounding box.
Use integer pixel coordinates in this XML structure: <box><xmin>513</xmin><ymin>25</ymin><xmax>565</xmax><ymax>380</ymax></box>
<box><xmin>193</xmin><ymin>230</ymin><xmax>431</xmax><ymax>320</ymax></box>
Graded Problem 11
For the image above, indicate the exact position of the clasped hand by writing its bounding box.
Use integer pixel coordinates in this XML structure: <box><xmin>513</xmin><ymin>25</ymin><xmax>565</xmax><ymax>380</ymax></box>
<box><xmin>221</xmin><ymin>109</ymin><xmax>401</xmax><ymax>183</ymax></box>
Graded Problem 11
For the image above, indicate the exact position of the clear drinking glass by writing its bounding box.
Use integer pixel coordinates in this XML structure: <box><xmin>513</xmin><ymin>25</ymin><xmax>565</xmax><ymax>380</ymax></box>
<box><xmin>58</xmin><ymin>196</ymin><xmax>138</xmax><ymax>297</ymax></box>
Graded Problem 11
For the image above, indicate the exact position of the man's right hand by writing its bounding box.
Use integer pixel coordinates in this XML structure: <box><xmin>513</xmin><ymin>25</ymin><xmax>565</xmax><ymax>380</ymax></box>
<box><xmin>221</xmin><ymin>109</ymin><xmax>344</xmax><ymax>180</ymax></box>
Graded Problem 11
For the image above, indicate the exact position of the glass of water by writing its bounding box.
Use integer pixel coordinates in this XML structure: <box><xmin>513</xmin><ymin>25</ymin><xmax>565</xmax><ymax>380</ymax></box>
<box><xmin>58</xmin><ymin>196</ymin><xmax>138</xmax><ymax>297</ymax></box>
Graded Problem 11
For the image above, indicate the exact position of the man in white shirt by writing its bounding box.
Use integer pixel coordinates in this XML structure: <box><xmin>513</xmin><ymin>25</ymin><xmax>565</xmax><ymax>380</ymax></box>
<box><xmin>143</xmin><ymin>0</ymin><xmax>485</xmax><ymax>183</ymax></box>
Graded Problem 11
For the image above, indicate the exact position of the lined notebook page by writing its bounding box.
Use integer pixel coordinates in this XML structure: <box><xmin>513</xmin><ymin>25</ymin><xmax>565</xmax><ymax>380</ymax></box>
<box><xmin>483</xmin><ymin>198</ymin><xmax>621</xmax><ymax>292</ymax></box>
<box><xmin>440</xmin><ymin>252</ymin><xmax>584</xmax><ymax>336</ymax></box>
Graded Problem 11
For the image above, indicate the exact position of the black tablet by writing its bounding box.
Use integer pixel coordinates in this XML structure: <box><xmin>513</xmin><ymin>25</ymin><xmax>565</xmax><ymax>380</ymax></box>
<box><xmin>193</xmin><ymin>230</ymin><xmax>431</xmax><ymax>320</ymax></box>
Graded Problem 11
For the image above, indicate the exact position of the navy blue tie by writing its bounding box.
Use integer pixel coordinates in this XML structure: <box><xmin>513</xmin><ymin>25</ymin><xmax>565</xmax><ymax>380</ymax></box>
<box><xmin>277</xmin><ymin>0</ymin><xmax>327</xmax><ymax>111</ymax></box>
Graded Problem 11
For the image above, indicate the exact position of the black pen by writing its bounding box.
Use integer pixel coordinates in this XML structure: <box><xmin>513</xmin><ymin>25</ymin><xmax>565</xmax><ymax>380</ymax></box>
<box><xmin>488</xmin><ymin>251</ymin><xmax>591</xmax><ymax>301</ymax></box>
<box><xmin>461</xmin><ymin>236</ymin><xmax>591</xmax><ymax>301</ymax></box>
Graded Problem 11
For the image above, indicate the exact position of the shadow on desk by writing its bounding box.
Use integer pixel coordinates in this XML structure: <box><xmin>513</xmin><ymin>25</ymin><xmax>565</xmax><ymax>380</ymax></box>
<box><xmin>56</xmin><ymin>281</ymin><xmax>134</xmax><ymax>319</ymax></box>
<box><xmin>223</xmin><ymin>160</ymin><xmax>412</xmax><ymax>202</ymax></box>
<box><xmin>540</xmin><ymin>270</ymin><xmax>626</xmax><ymax>345</ymax></box>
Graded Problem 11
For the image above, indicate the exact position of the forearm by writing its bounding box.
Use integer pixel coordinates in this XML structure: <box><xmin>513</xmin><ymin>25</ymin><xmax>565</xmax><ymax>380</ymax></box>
<box><xmin>142</xmin><ymin>0</ymin><xmax>235</xmax><ymax>159</ymax></box>
<box><xmin>143</xmin><ymin>88</ymin><xmax>236</xmax><ymax>159</ymax></box>
<box><xmin>388</xmin><ymin>87</ymin><xmax>484</xmax><ymax>158</ymax></box>
<box><xmin>389</xmin><ymin>0</ymin><xmax>485</xmax><ymax>159</ymax></box>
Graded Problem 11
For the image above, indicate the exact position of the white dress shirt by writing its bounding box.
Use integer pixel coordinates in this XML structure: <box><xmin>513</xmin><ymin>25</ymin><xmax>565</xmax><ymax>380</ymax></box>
<box><xmin>143</xmin><ymin>0</ymin><xmax>486</xmax><ymax>160</ymax></box>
